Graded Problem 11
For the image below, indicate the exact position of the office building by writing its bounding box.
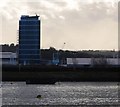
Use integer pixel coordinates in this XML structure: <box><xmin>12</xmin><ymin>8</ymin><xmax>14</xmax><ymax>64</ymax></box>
<box><xmin>19</xmin><ymin>15</ymin><xmax>40</xmax><ymax>65</ymax></box>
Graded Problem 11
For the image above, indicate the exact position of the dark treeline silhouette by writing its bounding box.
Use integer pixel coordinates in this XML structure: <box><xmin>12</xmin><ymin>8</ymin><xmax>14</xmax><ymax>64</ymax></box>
<box><xmin>0</xmin><ymin>43</ymin><xmax>18</xmax><ymax>53</ymax></box>
<box><xmin>0</xmin><ymin>44</ymin><xmax>118</xmax><ymax>60</ymax></box>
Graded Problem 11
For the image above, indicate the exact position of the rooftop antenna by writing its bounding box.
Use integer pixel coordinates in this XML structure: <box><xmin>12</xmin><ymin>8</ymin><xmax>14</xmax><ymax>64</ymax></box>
<box><xmin>35</xmin><ymin>13</ymin><xmax>38</xmax><ymax>16</ymax></box>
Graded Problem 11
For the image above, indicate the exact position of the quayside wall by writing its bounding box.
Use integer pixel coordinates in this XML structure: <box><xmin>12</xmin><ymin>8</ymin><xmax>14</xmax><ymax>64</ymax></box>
<box><xmin>2</xmin><ymin>65</ymin><xmax>120</xmax><ymax>83</ymax></box>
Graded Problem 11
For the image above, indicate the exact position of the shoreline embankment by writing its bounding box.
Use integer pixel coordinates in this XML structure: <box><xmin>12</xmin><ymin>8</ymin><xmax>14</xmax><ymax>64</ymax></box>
<box><xmin>2</xmin><ymin>65</ymin><xmax>120</xmax><ymax>84</ymax></box>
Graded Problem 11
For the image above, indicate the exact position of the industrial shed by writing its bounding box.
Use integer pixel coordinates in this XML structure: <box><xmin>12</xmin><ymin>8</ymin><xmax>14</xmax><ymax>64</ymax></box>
<box><xmin>67</xmin><ymin>58</ymin><xmax>119</xmax><ymax>66</ymax></box>
<box><xmin>0</xmin><ymin>52</ymin><xmax>17</xmax><ymax>65</ymax></box>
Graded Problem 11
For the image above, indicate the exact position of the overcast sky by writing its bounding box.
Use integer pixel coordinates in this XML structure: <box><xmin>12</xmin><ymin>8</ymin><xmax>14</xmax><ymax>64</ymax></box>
<box><xmin>0</xmin><ymin>0</ymin><xmax>118</xmax><ymax>50</ymax></box>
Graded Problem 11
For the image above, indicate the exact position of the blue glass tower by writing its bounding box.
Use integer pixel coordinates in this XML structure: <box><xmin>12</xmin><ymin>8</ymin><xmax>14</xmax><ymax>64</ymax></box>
<box><xmin>19</xmin><ymin>15</ymin><xmax>40</xmax><ymax>65</ymax></box>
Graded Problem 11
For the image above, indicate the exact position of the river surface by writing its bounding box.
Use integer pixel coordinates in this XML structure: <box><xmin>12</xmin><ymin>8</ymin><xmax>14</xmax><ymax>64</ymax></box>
<box><xmin>1</xmin><ymin>82</ymin><xmax>120</xmax><ymax>106</ymax></box>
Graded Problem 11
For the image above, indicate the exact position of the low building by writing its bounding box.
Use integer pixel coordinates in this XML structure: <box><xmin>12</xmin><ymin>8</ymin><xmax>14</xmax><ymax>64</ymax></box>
<box><xmin>67</xmin><ymin>58</ymin><xmax>91</xmax><ymax>66</ymax></box>
<box><xmin>0</xmin><ymin>52</ymin><xmax>17</xmax><ymax>65</ymax></box>
<box><xmin>106</xmin><ymin>58</ymin><xmax>119</xmax><ymax>65</ymax></box>
<box><xmin>67</xmin><ymin>58</ymin><xmax>119</xmax><ymax>66</ymax></box>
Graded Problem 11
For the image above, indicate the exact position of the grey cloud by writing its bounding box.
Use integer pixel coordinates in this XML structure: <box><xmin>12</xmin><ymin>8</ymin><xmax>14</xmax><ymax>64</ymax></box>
<box><xmin>1</xmin><ymin>0</ymin><xmax>118</xmax><ymax>50</ymax></box>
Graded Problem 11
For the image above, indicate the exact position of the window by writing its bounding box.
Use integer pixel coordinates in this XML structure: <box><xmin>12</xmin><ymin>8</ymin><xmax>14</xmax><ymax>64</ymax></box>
<box><xmin>19</xmin><ymin>35</ymin><xmax>40</xmax><ymax>39</ymax></box>
<box><xmin>19</xmin><ymin>45</ymin><xmax>40</xmax><ymax>49</ymax></box>
<box><xmin>19</xmin><ymin>40</ymin><xmax>40</xmax><ymax>44</ymax></box>
<box><xmin>19</xmin><ymin>50</ymin><xmax>40</xmax><ymax>54</ymax></box>
<box><xmin>19</xmin><ymin>20</ymin><xmax>40</xmax><ymax>25</ymax></box>
<box><xmin>19</xmin><ymin>30</ymin><xmax>40</xmax><ymax>36</ymax></box>
<box><xmin>19</xmin><ymin>54</ymin><xmax>40</xmax><ymax>59</ymax></box>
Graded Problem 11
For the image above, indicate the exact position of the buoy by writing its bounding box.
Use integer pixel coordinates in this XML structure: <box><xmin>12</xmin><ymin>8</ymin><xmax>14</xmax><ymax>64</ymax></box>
<box><xmin>36</xmin><ymin>95</ymin><xmax>42</xmax><ymax>99</ymax></box>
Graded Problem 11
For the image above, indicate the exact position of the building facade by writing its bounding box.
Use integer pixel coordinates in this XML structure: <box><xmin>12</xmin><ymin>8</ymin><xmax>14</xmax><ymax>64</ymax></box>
<box><xmin>67</xmin><ymin>58</ymin><xmax>119</xmax><ymax>66</ymax></box>
<box><xmin>19</xmin><ymin>15</ymin><xmax>40</xmax><ymax>65</ymax></box>
<box><xmin>0</xmin><ymin>52</ymin><xmax>17</xmax><ymax>65</ymax></box>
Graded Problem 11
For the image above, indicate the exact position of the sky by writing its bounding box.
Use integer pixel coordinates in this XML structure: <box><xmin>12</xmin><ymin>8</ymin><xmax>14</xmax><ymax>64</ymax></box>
<box><xmin>0</xmin><ymin>0</ymin><xmax>118</xmax><ymax>50</ymax></box>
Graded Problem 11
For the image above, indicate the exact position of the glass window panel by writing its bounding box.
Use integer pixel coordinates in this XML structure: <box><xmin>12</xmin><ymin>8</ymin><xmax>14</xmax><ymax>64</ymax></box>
<box><xmin>19</xmin><ymin>50</ymin><xmax>40</xmax><ymax>54</ymax></box>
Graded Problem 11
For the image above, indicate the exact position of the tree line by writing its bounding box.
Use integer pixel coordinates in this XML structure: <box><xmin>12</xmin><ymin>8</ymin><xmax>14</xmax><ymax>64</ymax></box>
<box><xmin>0</xmin><ymin>44</ymin><xmax>119</xmax><ymax>61</ymax></box>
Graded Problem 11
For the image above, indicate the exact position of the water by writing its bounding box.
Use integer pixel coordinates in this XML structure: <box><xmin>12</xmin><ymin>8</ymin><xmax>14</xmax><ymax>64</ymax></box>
<box><xmin>1</xmin><ymin>82</ymin><xmax>120</xmax><ymax>106</ymax></box>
